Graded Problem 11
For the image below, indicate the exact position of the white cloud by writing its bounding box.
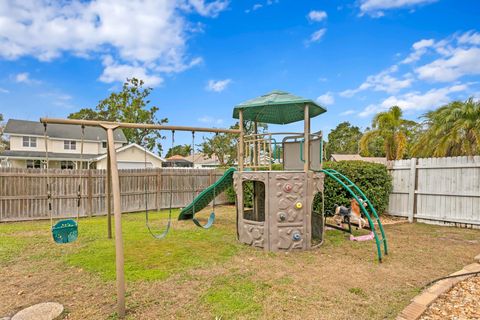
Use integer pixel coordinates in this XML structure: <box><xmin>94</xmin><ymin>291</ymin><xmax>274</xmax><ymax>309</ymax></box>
<box><xmin>359</xmin><ymin>84</ymin><xmax>468</xmax><ymax>117</ymax></box>
<box><xmin>0</xmin><ymin>88</ymin><xmax>9</xmax><ymax>94</ymax></box>
<box><xmin>14</xmin><ymin>72</ymin><xmax>40</xmax><ymax>84</ymax></box>
<box><xmin>342</xmin><ymin>30</ymin><xmax>480</xmax><ymax>99</ymax></box>
<box><xmin>340</xmin><ymin>66</ymin><xmax>413</xmax><ymax>97</ymax></box>
<box><xmin>458</xmin><ymin>30</ymin><xmax>480</xmax><ymax>45</ymax></box>
<box><xmin>401</xmin><ymin>38</ymin><xmax>434</xmax><ymax>64</ymax></box>
<box><xmin>99</xmin><ymin>56</ymin><xmax>164</xmax><ymax>86</ymax></box>
<box><xmin>307</xmin><ymin>10</ymin><xmax>327</xmax><ymax>22</ymax></box>
<box><xmin>183</xmin><ymin>0</ymin><xmax>229</xmax><ymax>17</ymax></box>
<box><xmin>415</xmin><ymin>47</ymin><xmax>480</xmax><ymax>82</ymax></box>
<box><xmin>0</xmin><ymin>0</ymin><xmax>228</xmax><ymax>86</ymax></box>
<box><xmin>316</xmin><ymin>92</ymin><xmax>334</xmax><ymax>105</ymax></box>
<box><xmin>359</xmin><ymin>0</ymin><xmax>437</xmax><ymax>16</ymax></box>
<box><xmin>198</xmin><ymin>116</ymin><xmax>224</xmax><ymax>125</ymax></box>
<box><xmin>306</xmin><ymin>28</ymin><xmax>327</xmax><ymax>46</ymax></box>
<box><xmin>15</xmin><ymin>72</ymin><xmax>30</xmax><ymax>83</ymax></box>
<box><xmin>38</xmin><ymin>91</ymin><xmax>75</xmax><ymax>109</ymax></box>
<box><xmin>245</xmin><ymin>1</ymin><xmax>278</xmax><ymax>13</ymax></box>
<box><xmin>206</xmin><ymin>79</ymin><xmax>232</xmax><ymax>92</ymax></box>
<box><xmin>340</xmin><ymin>110</ymin><xmax>355</xmax><ymax>116</ymax></box>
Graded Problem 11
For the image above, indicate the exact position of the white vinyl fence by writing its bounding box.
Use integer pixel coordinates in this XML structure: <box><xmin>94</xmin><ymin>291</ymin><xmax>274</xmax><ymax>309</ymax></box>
<box><xmin>387</xmin><ymin>156</ymin><xmax>480</xmax><ymax>226</ymax></box>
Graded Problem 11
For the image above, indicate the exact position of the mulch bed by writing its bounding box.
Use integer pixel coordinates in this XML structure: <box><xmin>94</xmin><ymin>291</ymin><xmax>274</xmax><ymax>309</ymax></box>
<box><xmin>420</xmin><ymin>276</ymin><xmax>480</xmax><ymax>320</ymax></box>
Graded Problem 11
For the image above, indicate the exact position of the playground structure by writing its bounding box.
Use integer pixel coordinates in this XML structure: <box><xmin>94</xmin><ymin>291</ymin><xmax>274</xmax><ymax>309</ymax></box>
<box><xmin>39</xmin><ymin>90</ymin><xmax>388</xmax><ymax>318</ymax></box>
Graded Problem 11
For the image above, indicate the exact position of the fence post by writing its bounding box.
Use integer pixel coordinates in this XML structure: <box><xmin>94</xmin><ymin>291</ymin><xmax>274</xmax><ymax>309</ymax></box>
<box><xmin>407</xmin><ymin>158</ymin><xmax>417</xmax><ymax>223</ymax></box>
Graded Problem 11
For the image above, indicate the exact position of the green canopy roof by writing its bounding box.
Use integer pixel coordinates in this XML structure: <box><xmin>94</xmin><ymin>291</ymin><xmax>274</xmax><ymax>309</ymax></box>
<box><xmin>232</xmin><ymin>90</ymin><xmax>326</xmax><ymax>125</ymax></box>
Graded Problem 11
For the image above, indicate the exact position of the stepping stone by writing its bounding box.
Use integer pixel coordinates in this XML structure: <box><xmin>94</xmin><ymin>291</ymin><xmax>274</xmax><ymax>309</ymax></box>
<box><xmin>12</xmin><ymin>302</ymin><xmax>63</xmax><ymax>320</ymax></box>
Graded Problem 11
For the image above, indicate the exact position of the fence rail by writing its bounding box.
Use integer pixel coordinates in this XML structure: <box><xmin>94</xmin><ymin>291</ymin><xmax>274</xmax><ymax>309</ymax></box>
<box><xmin>386</xmin><ymin>156</ymin><xmax>480</xmax><ymax>226</ymax></box>
<box><xmin>0</xmin><ymin>168</ymin><xmax>230</xmax><ymax>222</ymax></box>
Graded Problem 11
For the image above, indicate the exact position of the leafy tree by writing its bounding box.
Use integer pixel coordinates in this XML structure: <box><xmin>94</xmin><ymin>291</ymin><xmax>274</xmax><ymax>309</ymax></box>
<box><xmin>413</xmin><ymin>98</ymin><xmax>480</xmax><ymax>157</ymax></box>
<box><xmin>0</xmin><ymin>113</ymin><xmax>8</xmax><ymax>152</ymax></box>
<box><xmin>359</xmin><ymin>130</ymin><xmax>385</xmax><ymax>157</ymax></box>
<box><xmin>68</xmin><ymin>78</ymin><xmax>167</xmax><ymax>153</ymax></box>
<box><xmin>165</xmin><ymin>144</ymin><xmax>192</xmax><ymax>158</ymax></box>
<box><xmin>200</xmin><ymin>120</ymin><xmax>268</xmax><ymax>167</ymax></box>
<box><xmin>325</xmin><ymin>122</ymin><xmax>362</xmax><ymax>158</ymax></box>
<box><xmin>360</xmin><ymin>106</ymin><xmax>417</xmax><ymax>160</ymax></box>
<box><xmin>200</xmin><ymin>130</ymin><xmax>238</xmax><ymax>166</ymax></box>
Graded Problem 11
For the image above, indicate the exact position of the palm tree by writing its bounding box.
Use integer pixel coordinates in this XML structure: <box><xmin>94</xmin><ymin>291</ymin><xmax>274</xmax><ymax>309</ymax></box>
<box><xmin>413</xmin><ymin>98</ymin><xmax>480</xmax><ymax>157</ymax></box>
<box><xmin>360</xmin><ymin>106</ymin><xmax>416</xmax><ymax>160</ymax></box>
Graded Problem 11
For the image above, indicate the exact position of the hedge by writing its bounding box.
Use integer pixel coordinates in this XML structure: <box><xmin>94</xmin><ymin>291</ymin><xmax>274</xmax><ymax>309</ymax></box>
<box><xmin>313</xmin><ymin>161</ymin><xmax>392</xmax><ymax>216</ymax></box>
<box><xmin>224</xmin><ymin>160</ymin><xmax>392</xmax><ymax>216</ymax></box>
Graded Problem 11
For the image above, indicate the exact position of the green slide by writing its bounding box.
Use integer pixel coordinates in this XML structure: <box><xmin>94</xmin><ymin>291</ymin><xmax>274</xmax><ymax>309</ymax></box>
<box><xmin>178</xmin><ymin>167</ymin><xmax>236</xmax><ymax>220</ymax></box>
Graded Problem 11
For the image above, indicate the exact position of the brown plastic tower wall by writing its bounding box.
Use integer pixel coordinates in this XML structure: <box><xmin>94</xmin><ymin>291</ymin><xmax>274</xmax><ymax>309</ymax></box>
<box><xmin>234</xmin><ymin>170</ymin><xmax>324</xmax><ymax>251</ymax></box>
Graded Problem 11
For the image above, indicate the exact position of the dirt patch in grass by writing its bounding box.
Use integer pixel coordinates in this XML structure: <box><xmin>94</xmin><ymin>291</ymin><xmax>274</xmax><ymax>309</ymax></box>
<box><xmin>1</xmin><ymin>206</ymin><xmax>480</xmax><ymax>319</ymax></box>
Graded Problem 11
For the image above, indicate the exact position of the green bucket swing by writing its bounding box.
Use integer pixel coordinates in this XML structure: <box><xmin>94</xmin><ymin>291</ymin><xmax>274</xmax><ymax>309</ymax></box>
<box><xmin>52</xmin><ymin>219</ymin><xmax>78</xmax><ymax>243</ymax></box>
<box><xmin>44</xmin><ymin>123</ymin><xmax>85</xmax><ymax>244</ymax></box>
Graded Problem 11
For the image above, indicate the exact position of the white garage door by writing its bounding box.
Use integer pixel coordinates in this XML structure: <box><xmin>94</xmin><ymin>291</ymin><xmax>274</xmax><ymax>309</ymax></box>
<box><xmin>118</xmin><ymin>161</ymin><xmax>153</xmax><ymax>169</ymax></box>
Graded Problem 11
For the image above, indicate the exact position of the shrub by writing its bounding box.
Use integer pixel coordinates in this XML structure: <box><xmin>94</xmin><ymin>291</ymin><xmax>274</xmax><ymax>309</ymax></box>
<box><xmin>224</xmin><ymin>184</ymin><xmax>237</xmax><ymax>204</ymax></box>
<box><xmin>224</xmin><ymin>160</ymin><xmax>392</xmax><ymax>216</ymax></box>
<box><xmin>313</xmin><ymin>161</ymin><xmax>392</xmax><ymax>215</ymax></box>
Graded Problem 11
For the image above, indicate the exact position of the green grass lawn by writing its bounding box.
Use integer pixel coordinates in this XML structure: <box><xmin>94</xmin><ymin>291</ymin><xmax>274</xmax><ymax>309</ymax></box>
<box><xmin>1</xmin><ymin>209</ymin><xmax>241</xmax><ymax>281</ymax></box>
<box><xmin>1</xmin><ymin>206</ymin><xmax>480</xmax><ymax>320</ymax></box>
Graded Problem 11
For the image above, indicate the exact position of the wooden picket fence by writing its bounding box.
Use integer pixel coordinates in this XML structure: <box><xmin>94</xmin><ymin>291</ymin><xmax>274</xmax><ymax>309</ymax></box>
<box><xmin>387</xmin><ymin>156</ymin><xmax>480</xmax><ymax>226</ymax></box>
<box><xmin>0</xmin><ymin>168</ymin><xmax>230</xmax><ymax>222</ymax></box>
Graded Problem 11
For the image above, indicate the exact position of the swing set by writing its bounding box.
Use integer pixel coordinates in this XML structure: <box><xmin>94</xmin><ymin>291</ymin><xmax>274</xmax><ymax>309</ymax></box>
<box><xmin>40</xmin><ymin>117</ymin><xmax>241</xmax><ymax>317</ymax></box>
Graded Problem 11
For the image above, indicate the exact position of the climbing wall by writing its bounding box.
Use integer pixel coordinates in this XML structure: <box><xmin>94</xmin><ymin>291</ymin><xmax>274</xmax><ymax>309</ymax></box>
<box><xmin>234</xmin><ymin>171</ymin><xmax>323</xmax><ymax>251</ymax></box>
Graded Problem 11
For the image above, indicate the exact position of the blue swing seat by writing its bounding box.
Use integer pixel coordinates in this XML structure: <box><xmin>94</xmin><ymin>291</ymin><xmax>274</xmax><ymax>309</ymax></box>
<box><xmin>52</xmin><ymin>219</ymin><xmax>78</xmax><ymax>244</ymax></box>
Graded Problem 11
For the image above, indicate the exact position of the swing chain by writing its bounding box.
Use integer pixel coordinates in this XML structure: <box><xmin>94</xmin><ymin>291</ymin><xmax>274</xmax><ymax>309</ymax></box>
<box><xmin>77</xmin><ymin>125</ymin><xmax>85</xmax><ymax>209</ymax></box>
<box><xmin>145</xmin><ymin>130</ymin><xmax>174</xmax><ymax>239</ymax></box>
<box><xmin>43</xmin><ymin>122</ymin><xmax>53</xmax><ymax>216</ymax></box>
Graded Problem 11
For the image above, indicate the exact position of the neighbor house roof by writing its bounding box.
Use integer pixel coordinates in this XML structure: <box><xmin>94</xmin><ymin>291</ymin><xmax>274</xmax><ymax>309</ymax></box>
<box><xmin>330</xmin><ymin>154</ymin><xmax>387</xmax><ymax>165</ymax></box>
<box><xmin>4</xmin><ymin>119</ymin><xmax>127</xmax><ymax>142</ymax></box>
<box><xmin>93</xmin><ymin>143</ymin><xmax>165</xmax><ymax>162</ymax></box>
<box><xmin>232</xmin><ymin>90</ymin><xmax>326</xmax><ymax>124</ymax></box>
<box><xmin>184</xmin><ymin>153</ymin><xmax>219</xmax><ymax>165</ymax></box>
<box><xmin>165</xmin><ymin>155</ymin><xmax>192</xmax><ymax>163</ymax></box>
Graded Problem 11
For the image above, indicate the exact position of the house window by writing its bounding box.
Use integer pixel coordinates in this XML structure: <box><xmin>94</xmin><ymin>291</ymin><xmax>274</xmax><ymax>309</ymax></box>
<box><xmin>102</xmin><ymin>141</ymin><xmax>107</xmax><ymax>149</ymax></box>
<box><xmin>64</xmin><ymin>140</ymin><xmax>76</xmax><ymax>150</ymax></box>
<box><xmin>61</xmin><ymin>161</ymin><xmax>75</xmax><ymax>170</ymax></box>
<box><xmin>23</xmin><ymin>136</ymin><xmax>37</xmax><ymax>148</ymax></box>
<box><xmin>26</xmin><ymin>160</ymin><xmax>42</xmax><ymax>169</ymax></box>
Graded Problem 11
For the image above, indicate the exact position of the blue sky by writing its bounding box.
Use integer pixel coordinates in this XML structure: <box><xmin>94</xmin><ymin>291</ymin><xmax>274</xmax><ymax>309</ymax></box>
<box><xmin>1</xmin><ymin>0</ymin><xmax>480</xmax><ymax>148</ymax></box>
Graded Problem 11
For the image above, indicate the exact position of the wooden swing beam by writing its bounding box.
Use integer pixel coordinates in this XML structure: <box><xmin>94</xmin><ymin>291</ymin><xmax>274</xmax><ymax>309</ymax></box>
<box><xmin>40</xmin><ymin>117</ymin><xmax>242</xmax><ymax>319</ymax></box>
<box><xmin>40</xmin><ymin>117</ymin><xmax>242</xmax><ymax>134</ymax></box>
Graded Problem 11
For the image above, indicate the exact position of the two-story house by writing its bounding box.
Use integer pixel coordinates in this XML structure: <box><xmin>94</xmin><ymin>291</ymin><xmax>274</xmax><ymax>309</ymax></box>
<box><xmin>0</xmin><ymin>119</ymin><xmax>165</xmax><ymax>169</ymax></box>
